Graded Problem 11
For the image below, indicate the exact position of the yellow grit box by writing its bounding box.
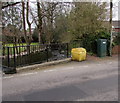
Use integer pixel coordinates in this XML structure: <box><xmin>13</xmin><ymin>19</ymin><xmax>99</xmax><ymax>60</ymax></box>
<box><xmin>71</xmin><ymin>48</ymin><xmax>86</xmax><ymax>61</ymax></box>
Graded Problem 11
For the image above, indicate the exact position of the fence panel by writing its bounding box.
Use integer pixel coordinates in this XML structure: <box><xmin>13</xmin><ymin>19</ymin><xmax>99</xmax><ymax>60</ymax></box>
<box><xmin>2</xmin><ymin>43</ymin><xmax>69</xmax><ymax>70</ymax></box>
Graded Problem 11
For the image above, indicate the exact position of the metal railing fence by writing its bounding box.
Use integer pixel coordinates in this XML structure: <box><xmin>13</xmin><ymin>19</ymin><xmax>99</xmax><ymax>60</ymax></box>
<box><xmin>2</xmin><ymin>43</ymin><xmax>69</xmax><ymax>71</ymax></box>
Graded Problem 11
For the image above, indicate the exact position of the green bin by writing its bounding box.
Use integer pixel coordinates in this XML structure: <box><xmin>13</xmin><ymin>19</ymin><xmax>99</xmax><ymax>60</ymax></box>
<box><xmin>97</xmin><ymin>39</ymin><xmax>107</xmax><ymax>57</ymax></box>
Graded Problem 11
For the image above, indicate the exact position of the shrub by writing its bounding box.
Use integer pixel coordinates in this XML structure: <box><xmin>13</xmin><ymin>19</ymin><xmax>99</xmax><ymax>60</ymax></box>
<box><xmin>69</xmin><ymin>29</ymin><xmax>110</xmax><ymax>55</ymax></box>
<box><xmin>112</xmin><ymin>32</ymin><xmax>120</xmax><ymax>46</ymax></box>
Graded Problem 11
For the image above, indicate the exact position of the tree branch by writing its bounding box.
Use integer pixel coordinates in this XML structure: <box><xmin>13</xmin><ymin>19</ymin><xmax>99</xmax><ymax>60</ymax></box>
<box><xmin>2</xmin><ymin>2</ymin><xmax>21</xmax><ymax>9</ymax></box>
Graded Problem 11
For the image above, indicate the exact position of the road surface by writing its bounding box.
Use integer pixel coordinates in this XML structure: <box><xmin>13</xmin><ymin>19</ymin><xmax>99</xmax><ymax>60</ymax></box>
<box><xmin>2</xmin><ymin>56</ymin><xmax>118</xmax><ymax>101</ymax></box>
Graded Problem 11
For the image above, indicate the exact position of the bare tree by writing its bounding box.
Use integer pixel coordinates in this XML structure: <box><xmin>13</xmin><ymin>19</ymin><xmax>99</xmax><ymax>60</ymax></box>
<box><xmin>26</xmin><ymin>0</ymin><xmax>33</xmax><ymax>44</ymax></box>
<box><xmin>2</xmin><ymin>2</ymin><xmax>20</xmax><ymax>9</ymax></box>
<box><xmin>37</xmin><ymin>1</ymin><xmax>42</xmax><ymax>43</ymax></box>
<box><xmin>22</xmin><ymin>1</ymin><xmax>29</xmax><ymax>45</ymax></box>
<box><xmin>44</xmin><ymin>2</ymin><xmax>58</xmax><ymax>44</ymax></box>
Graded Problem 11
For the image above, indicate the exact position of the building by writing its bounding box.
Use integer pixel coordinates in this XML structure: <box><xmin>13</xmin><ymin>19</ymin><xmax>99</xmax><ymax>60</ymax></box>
<box><xmin>112</xmin><ymin>20</ymin><xmax>120</xmax><ymax>33</ymax></box>
<box><xmin>103</xmin><ymin>20</ymin><xmax>120</xmax><ymax>34</ymax></box>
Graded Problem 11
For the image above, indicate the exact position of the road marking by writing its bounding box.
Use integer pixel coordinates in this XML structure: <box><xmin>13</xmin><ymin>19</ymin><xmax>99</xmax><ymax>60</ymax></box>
<box><xmin>49</xmin><ymin>70</ymin><xmax>56</xmax><ymax>72</ymax></box>
<box><xmin>43</xmin><ymin>70</ymin><xmax>48</xmax><ymax>72</ymax></box>
<box><xmin>97</xmin><ymin>64</ymin><xmax>101</xmax><ymax>65</ymax></box>
<box><xmin>60</xmin><ymin>65</ymin><xmax>89</xmax><ymax>71</ymax></box>
<box><xmin>44</xmin><ymin>69</ymin><xmax>56</xmax><ymax>72</ymax></box>
<box><xmin>65</xmin><ymin>67</ymin><xmax>74</xmax><ymax>70</ymax></box>
<box><xmin>20</xmin><ymin>72</ymin><xmax>38</xmax><ymax>76</ymax></box>
<box><xmin>3</xmin><ymin>72</ymin><xmax>38</xmax><ymax>79</ymax></box>
<box><xmin>3</xmin><ymin>76</ymin><xmax>14</xmax><ymax>79</ymax></box>
<box><xmin>109</xmin><ymin>62</ymin><xmax>112</xmax><ymax>64</ymax></box>
<box><xmin>82</xmin><ymin>65</ymin><xmax>89</xmax><ymax>68</ymax></box>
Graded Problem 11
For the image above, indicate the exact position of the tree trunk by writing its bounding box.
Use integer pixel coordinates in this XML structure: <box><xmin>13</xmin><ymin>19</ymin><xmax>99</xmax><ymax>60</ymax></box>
<box><xmin>38</xmin><ymin>32</ymin><xmax>41</xmax><ymax>43</ymax></box>
<box><xmin>22</xmin><ymin>2</ymin><xmax>28</xmax><ymax>44</ymax></box>
<box><xmin>26</xmin><ymin>0</ymin><xmax>32</xmax><ymax>44</ymax></box>
<box><xmin>22</xmin><ymin>2</ymin><xmax>30</xmax><ymax>54</ymax></box>
<box><xmin>37</xmin><ymin>1</ymin><xmax>42</xmax><ymax>44</ymax></box>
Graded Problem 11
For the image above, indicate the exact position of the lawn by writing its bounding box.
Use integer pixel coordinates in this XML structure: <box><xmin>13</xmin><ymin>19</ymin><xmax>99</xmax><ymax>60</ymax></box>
<box><xmin>5</xmin><ymin>42</ymin><xmax>39</xmax><ymax>47</ymax></box>
<box><xmin>2</xmin><ymin>43</ymin><xmax>40</xmax><ymax>55</ymax></box>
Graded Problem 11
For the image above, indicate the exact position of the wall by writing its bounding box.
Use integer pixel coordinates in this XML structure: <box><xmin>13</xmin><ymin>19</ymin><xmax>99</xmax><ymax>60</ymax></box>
<box><xmin>112</xmin><ymin>45</ymin><xmax>120</xmax><ymax>54</ymax></box>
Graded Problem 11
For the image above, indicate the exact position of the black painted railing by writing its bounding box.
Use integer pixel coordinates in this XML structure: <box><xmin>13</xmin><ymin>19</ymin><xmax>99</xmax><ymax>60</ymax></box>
<box><xmin>2</xmin><ymin>43</ymin><xmax>69</xmax><ymax>72</ymax></box>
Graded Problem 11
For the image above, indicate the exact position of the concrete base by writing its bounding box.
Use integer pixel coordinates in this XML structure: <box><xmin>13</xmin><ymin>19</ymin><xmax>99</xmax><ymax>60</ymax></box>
<box><xmin>17</xmin><ymin>58</ymin><xmax>71</xmax><ymax>72</ymax></box>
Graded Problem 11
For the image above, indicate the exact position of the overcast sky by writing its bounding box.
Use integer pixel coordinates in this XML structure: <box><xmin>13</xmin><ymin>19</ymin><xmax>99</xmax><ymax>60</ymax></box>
<box><xmin>32</xmin><ymin>0</ymin><xmax>119</xmax><ymax>20</ymax></box>
<box><xmin>112</xmin><ymin>0</ymin><xmax>119</xmax><ymax>20</ymax></box>
<box><xmin>28</xmin><ymin>0</ymin><xmax>119</xmax><ymax>29</ymax></box>
<box><xmin>4</xmin><ymin>0</ymin><xmax>119</xmax><ymax>20</ymax></box>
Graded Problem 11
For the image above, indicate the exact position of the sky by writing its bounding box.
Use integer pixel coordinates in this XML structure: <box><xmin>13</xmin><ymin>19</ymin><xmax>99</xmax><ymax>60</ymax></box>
<box><xmin>32</xmin><ymin>0</ymin><xmax>119</xmax><ymax>21</ymax></box>
<box><xmin>3</xmin><ymin>0</ymin><xmax>119</xmax><ymax>20</ymax></box>
<box><xmin>112</xmin><ymin>0</ymin><xmax>119</xmax><ymax>20</ymax></box>
<box><xmin>28</xmin><ymin>0</ymin><xmax>119</xmax><ymax>29</ymax></box>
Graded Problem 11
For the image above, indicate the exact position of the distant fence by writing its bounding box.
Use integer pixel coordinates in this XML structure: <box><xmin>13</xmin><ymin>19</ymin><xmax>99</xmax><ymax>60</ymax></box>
<box><xmin>2</xmin><ymin>43</ymin><xmax>69</xmax><ymax>70</ymax></box>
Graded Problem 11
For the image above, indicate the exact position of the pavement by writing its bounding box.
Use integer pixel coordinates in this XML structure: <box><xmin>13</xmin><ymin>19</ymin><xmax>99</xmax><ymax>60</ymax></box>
<box><xmin>2</xmin><ymin>55</ymin><xmax>118</xmax><ymax>101</ymax></box>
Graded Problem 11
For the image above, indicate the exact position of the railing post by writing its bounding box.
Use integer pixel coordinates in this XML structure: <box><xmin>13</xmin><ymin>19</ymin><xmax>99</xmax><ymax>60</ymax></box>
<box><xmin>13</xmin><ymin>47</ymin><xmax>16</xmax><ymax>70</ymax></box>
<box><xmin>67</xmin><ymin>43</ymin><xmax>69</xmax><ymax>58</ymax></box>
<box><xmin>27</xmin><ymin>45</ymin><xmax>30</xmax><ymax>64</ymax></box>
<box><xmin>46</xmin><ymin>45</ymin><xmax>48</xmax><ymax>62</ymax></box>
<box><xmin>7</xmin><ymin>47</ymin><xmax>10</xmax><ymax>67</ymax></box>
<box><xmin>3</xmin><ymin>46</ymin><xmax>5</xmax><ymax>56</ymax></box>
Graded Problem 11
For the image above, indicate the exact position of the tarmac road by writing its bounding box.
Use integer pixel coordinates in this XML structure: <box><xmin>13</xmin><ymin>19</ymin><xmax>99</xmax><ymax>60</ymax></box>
<box><xmin>2</xmin><ymin>56</ymin><xmax>118</xmax><ymax>101</ymax></box>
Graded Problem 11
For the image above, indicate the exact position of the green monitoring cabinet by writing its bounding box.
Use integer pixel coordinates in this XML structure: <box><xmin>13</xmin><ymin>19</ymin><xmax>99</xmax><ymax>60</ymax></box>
<box><xmin>97</xmin><ymin>39</ymin><xmax>107</xmax><ymax>57</ymax></box>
